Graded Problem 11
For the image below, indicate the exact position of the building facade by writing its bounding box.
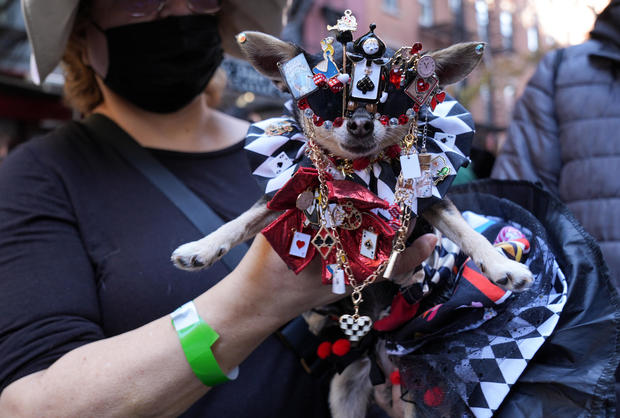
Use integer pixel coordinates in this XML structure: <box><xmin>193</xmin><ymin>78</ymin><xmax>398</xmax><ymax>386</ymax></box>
<box><xmin>299</xmin><ymin>0</ymin><xmax>607</xmax><ymax>157</ymax></box>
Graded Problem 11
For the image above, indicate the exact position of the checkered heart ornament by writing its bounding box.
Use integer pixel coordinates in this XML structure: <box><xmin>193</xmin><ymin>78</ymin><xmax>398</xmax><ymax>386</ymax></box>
<box><xmin>339</xmin><ymin>314</ymin><xmax>373</xmax><ymax>341</ymax></box>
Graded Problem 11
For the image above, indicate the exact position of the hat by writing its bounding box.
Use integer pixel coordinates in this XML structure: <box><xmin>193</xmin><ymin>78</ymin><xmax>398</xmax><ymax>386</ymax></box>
<box><xmin>21</xmin><ymin>0</ymin><xmax>289</xmax><ymax>84</ymax></box>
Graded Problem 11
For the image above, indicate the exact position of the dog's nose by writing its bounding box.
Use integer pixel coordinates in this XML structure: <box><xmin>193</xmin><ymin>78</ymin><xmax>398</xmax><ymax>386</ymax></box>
<box><xmin>346</xmin><ymin>117</ymin><xmax>374</xmax><ymax>137</ymax></box>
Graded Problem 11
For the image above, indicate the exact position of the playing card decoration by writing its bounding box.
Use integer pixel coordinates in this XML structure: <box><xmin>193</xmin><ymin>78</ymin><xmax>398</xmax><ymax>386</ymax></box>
<box><xmin>348</xmin><ymin>24</ymin><xmax>389</xmax><ymax>102</ymax></box>
<box><xmin>312</xmin><ymin>225</ymin><xmax>336</xmax><ymax>259</ymax></box>
<box><xmin>278</xmin><ymin>53</ymin><xmax>319</xmax><ymax>100</ymax></box>
<box><xmin>359</xmin><ymin>229</ymin><xmax>378</xmax><ymax>260</ymax></box>
<box><xmin>289</xmin><ymin>231</ymin><xmax>311</xmax><ymax>258</ymax></box>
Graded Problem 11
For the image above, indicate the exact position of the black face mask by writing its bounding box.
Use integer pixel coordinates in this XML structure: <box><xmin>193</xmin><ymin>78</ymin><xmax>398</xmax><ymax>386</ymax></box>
<box><xmin>96</xmin><ymin>14</ymin><xmax>223</xmax><ymax>113</ymax></box>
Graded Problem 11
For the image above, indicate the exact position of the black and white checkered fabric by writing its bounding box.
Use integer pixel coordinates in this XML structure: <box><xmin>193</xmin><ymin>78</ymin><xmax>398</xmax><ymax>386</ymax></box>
<box><xmin>244</xmin><ymin>98</ymin><xmax>474</xmax><ymax>219</ymax></box>
<box><xmin>387</xmin><ymin>213</ymin><xmax>567</xmax><ymax>417</ymax></box>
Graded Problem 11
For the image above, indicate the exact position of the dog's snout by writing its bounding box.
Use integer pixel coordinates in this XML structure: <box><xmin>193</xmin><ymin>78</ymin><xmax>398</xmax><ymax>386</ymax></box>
<box><xmin>346</xmin><ymin>117</ymin><xmax>374</xmax><ymax>137</ymax></box>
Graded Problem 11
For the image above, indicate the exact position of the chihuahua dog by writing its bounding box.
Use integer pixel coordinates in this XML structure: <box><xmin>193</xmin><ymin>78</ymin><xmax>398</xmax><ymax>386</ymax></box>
<box><xmin>171</xmin><ymin>31</ymin><xmax>532</xmax><ymax>291</ymax></box>
<box><xmin>171</xmin><ymin>28</ymin><xmax>533</xmax><ymax>417</ymax></box>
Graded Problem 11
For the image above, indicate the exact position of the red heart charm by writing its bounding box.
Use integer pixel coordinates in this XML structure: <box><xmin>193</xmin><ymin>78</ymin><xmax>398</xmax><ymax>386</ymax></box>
<box><xmin>430</xmin><ymin>96</ymin><xmax>437</xmax><ymax>111</ymax></box>
<box><xmin>416</xmin><ymin>79</ymin><xmax>429</xmax><ymax>92</ymax></box>
<box><xmin>435</xmin><ymin>91</ymin><xmax>446</xmax><ymax>103</ymax></box>
<box><xmin>296</xmin><ymin>240</ymin><xmax>305</xmax><ymax>249</ymax></box>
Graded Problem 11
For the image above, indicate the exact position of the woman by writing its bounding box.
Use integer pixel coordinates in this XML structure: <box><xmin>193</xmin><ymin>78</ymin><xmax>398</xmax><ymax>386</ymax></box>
<box><xmin>0</xmin><ymin>1</ymin><xmax>436</xmax><ymax>416</ymax></box>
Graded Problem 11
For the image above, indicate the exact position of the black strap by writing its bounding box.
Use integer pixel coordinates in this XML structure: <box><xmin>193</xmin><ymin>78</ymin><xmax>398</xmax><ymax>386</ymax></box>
<box><xmin>80</xmin><ymin>113</ymin><xmax>248</xmax><ymax>272</ymax></box>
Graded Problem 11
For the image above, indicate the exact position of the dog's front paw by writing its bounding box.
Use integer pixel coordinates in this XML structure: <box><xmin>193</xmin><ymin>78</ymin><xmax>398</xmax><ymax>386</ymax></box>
<box><xmin>171</xmin><ymin>237</ymin><xmax>230</xmax><ymax>271</ymax></box>
<box><xmin>478</xmin><ymin>253</ymin><xmax>533</xmax><ymax>292</ymax></box>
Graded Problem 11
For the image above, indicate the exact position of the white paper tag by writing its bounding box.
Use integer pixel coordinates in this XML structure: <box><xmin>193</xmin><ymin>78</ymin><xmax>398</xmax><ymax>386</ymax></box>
<box><xmin>400</xmin><ymin>154</ymin><xmax>421</xmax><ymax>179</ymax></box>
<box><xmin>266</xmin><ymin>151</ymin><xmax>293</xmax><ymax>175</ymax></box>
<box><xmin>416</xmin><ymin>173</ymin><xmax>433</xmax><ymax>198</ymax></box>
<box><xmin>359</xmin><ymin>229</ymin><xmax>378</xmax><ymax>259</ymax></box>
<box><xmin>289</xmin><ymin>231</ymin><xmax>311</xmax><ymax>258</ymax></box>
<box><xmin>331</xmin><ymin>266</ymin><xmax>346</xmax><ymax>294</ymax></box>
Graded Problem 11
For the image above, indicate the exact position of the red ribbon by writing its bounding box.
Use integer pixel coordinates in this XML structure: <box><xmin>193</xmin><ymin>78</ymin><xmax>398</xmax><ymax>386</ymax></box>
<box><xmin>262</xmin><ymin>167</ymin><xmax>396</xmax><ymax>284</ymax></box>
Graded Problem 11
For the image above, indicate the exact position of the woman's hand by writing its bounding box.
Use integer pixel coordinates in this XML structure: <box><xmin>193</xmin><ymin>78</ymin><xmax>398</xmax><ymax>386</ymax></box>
<box><xmin>230</xmin><ymin>231</ymin><xmax>437</xmax><ymax>322</ymax></box>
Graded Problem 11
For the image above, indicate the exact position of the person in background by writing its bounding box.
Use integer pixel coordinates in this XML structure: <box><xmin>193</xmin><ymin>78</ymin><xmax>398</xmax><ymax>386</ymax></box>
<box><xmin>492</xmin><ymin>1</ymin><xmax>620</xmax><ymax>411</ymax></box>
<box><xmin>0</xmin><ymin>1</ymin><xmax>435</xmax><ymax>417</ymax></box>
<box><xmin>492</xmin><ymin>0</ymin><xmax>620</xmax><ymax>289</ymax></box>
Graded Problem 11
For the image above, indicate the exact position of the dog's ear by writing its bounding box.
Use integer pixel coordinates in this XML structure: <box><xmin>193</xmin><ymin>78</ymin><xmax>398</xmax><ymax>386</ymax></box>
<box><xmin>429</xmin><ymin>42</ymin><xmax>485</xmax><ymax>86</ymax></box>
<box><xmin>237</xmin><ymin>31</ymin><xmax>303</xmax><ymax>82</ymax></box>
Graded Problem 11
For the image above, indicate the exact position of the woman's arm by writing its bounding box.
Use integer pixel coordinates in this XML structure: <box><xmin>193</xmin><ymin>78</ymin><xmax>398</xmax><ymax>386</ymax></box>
<box><xmin>0</xmin><ymin>233</ymin><xmax>436</xmax><ymax>418</ymax></box>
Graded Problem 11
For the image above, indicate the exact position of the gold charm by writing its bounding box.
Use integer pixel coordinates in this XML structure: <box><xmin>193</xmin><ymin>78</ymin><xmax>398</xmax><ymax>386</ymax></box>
<box><xmin>296</xmin><ymin>190</ymin><xmax>315</xmax><ymax>211</ymax></box>
<box><xmin>265</xmin><ymin>121</ymin><xmax>294</xmax><ymax>136</ymax></box>
<box><xmin>312</xmin><ymin>225</ymin><xmax>336</xmax><ymax>259</ymax></box>
<box><xmin>383</xmin><ymin>250</ymin><xmax>400</xmax><ymax>279</ymax></box>
<box><xmin>340</xmin><ymin>201</ymin><xmax>362</xmax><ymax>230</ymax></box>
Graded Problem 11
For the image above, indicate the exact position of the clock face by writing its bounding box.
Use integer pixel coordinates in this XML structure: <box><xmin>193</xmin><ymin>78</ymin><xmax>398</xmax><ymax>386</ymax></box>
<box><xmin>417</xmin><ymin>55</ymin><xmax>436</xmax><ymax>78</ymax></box>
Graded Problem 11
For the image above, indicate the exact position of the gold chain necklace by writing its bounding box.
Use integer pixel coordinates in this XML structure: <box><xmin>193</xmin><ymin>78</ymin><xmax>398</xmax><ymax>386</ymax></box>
<box><xmin>301</xmin><ymin>117</ymin><xmax>418</xmax><ymax>341</ymax></box>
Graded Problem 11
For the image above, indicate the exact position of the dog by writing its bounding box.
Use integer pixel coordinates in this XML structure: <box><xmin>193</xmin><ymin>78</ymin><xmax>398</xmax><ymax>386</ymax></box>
<box><xmin>171</xmin><ymin>29</ymin><xmax>534</xmax><ymax>417</ymax></box>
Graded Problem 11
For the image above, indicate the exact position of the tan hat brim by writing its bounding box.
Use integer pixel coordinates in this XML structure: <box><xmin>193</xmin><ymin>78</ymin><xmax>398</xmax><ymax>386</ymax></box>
<box><xmin>22</xmin><ymin>0</ymin><xmax>80</xmax><ymax>84</ymax></box>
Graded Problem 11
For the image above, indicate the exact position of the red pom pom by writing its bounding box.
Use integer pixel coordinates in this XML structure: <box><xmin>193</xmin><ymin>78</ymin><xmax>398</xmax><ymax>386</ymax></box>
<box><xmin>317</xmin><ymin>341</ymin><xmax>332</xmax><ymax>359</ymax></box>
<box><xmin>398</xmin><ymin>114</ymin><xmax>409</xmax><ymax>125</ymax></box>
<box><xmin>385</xmin><ymin>145</ymin><xmax>401</xmax><ymax>159</ymax></box>
<box><xmin>423</xmin><ymin>386</ymin><xmax>445</xmax><ymax>407</ymax></box>
<box><xmin>332</xmin><ymin>338</ymin><xmax>351</xmax><ymax>356</ymax></box>
<box><xmin>379</xmin><ymin>115</ymin><xmax>390</xmax><ymax>126</ymax></box>
<box><xmin>390</xmin><ymin>369</ymin><xmax>401</xmax><ymax>385</ymax></box>
<box><xmin>410</xmin><ymin>42</ymin><xmax>423</xmax><ymax>54</ymax></box>
<box><xmin>333</xmin><ymin>117</ymin><xmax>344</xmax><ymax>128</ymax></box>
<box><xmin>297</xmin><ymin>98</ymin><xmax>309</xmax><ymax>110</ymax></box>
<box><xmin>352</xmin><ymin>157</ymin><xmax>370</xmax><ymax>171</ymax></box>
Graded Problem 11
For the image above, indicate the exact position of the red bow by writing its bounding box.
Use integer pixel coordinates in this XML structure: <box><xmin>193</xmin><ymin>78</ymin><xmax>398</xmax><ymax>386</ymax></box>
<box><xmin>262</xmin><ymin>167</ymin><xmax>396</xmax><ymax>284</ymax></box>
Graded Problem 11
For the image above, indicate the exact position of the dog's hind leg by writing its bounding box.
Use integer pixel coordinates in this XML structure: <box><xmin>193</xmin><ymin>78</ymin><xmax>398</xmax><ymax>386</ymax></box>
<box><xmin>329</xmin><ymin>357</ymin><xmax>373</xmax><ymax>418</ymax></box>
<box><xmin>422</xmin><ymin>198</ymin><xmax>533</xmax><ymax>291</ymax></box>
<box><xmin>171</xmin><ymin>197</ymin><xmax>280</xmax><ymax>271</ymax></box>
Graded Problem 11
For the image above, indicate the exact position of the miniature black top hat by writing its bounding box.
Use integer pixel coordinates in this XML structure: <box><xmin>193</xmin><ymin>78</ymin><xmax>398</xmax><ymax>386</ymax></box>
<box><xmin>352</xmin><ymin>24</ymin><xmax>386</xmax><ymax>59</ymax></box>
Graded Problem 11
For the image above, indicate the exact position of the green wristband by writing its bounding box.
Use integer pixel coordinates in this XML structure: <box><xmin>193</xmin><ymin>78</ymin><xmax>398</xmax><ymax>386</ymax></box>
<box><xmin>171</xmin><ymin>301</ymin><xmax>239</xmax><ymax>387</ymax></box>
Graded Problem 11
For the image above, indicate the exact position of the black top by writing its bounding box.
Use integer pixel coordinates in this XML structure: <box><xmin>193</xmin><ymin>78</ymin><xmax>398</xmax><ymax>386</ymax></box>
<box><xmin>0</xmin><ymin>117</ymin><xmax>330</xmax><ymax>417</ymax></box>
